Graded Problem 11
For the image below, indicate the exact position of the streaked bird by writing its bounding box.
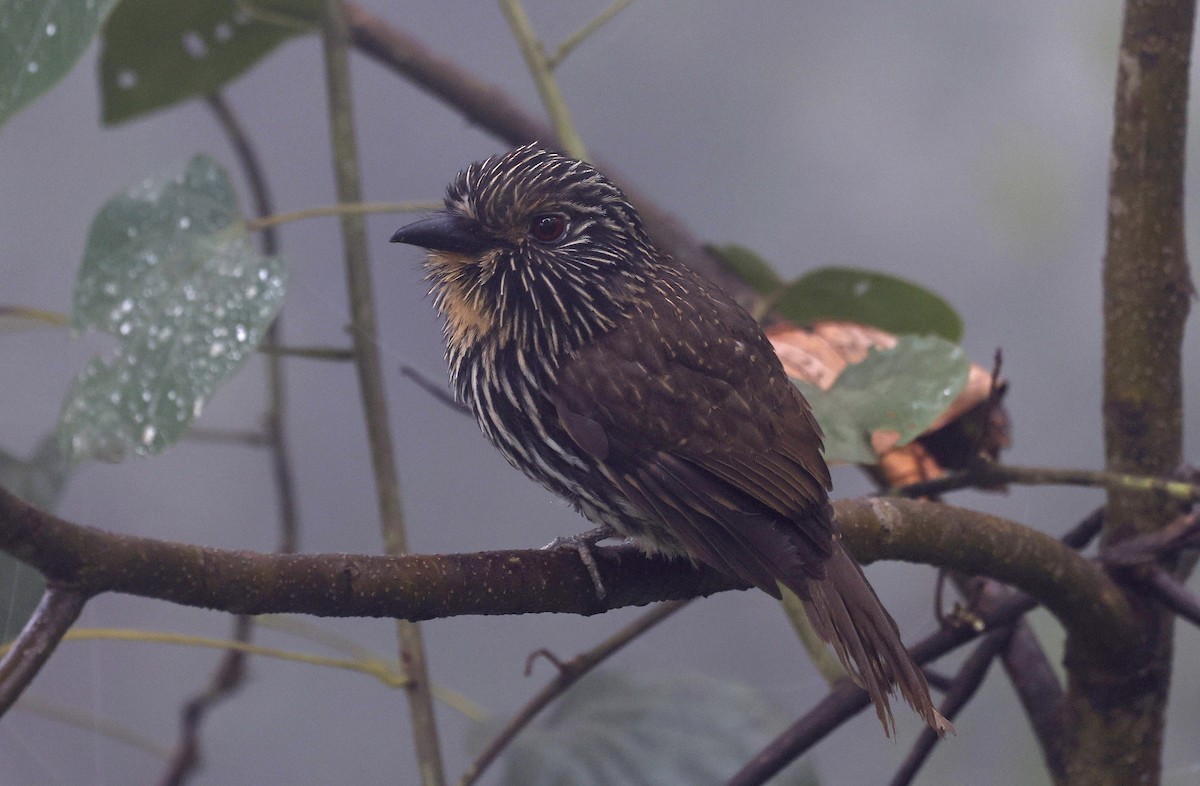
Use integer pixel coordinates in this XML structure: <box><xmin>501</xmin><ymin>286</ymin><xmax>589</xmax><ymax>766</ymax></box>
<box><xmin>391</xmin><ymin>145</ymin><xmax>951</xmax><ymax>736</ymax></box>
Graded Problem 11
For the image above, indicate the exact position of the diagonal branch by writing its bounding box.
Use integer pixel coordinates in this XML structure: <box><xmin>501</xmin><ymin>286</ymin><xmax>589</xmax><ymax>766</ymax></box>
<box><xmin>342</xmin><ymin>2</ymin><xmax>736</xmax><ymax>296</ymax></box>
<box><xmin>0</xmin><ymin>587</ymin><xmax>87</xmax><ymax>715</ymax></box>
<box><xmin>728</xmin><ymin>591</ymin><xmax>1040</xmax><ymax>786</ymax></box>
<box><xmin>457</xmin><ymin>600</ymin><xmax>688</xmax><ymax>786</ymax></box>
<box><xmin>1139</xmin><ymin>566</ymin><xmax>1200</xmax><ymax>628</ymax></box>
<box><xmin>888</xmin><ymin>627</ymin><xmax>1012</xmax><ymax>786</ymax></box>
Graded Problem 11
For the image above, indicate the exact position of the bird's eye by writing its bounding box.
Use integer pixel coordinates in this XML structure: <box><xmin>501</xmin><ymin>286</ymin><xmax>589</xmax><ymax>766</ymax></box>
<box><xmin>529</xmin><ymin>214</ymin><xmax>568</xmax><ymax>244</ymax></box>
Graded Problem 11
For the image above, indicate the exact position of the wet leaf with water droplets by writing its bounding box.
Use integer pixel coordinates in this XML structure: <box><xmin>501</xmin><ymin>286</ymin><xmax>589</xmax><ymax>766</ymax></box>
<box><xmin>59</xmin><ymin>156</ymin><xmax>287</xmax><ymax>462</ymax></box>
<box><xmin>99</xmin><ymin>0</ymin><xmax>322</xmax><ymax>125</ymax></box>
<box><xmin>792</xmin><ymin>335</ymin><xmax>970</xmax><ymax>464</ymax></box>
<box><xmin>0</xmin><ymin>0</ymin><xmax>120</xmax><ymax>128</ymax></box>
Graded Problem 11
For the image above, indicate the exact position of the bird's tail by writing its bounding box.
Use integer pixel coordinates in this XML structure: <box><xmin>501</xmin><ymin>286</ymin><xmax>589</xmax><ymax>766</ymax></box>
<box><xmin>803</xmin><ymin>542</ymin><xmax>954</xmax><ymax>737</ymax></box>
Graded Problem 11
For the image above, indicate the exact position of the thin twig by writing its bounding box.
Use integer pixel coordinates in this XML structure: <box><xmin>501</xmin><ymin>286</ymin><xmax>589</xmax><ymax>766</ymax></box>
<box><xmin>156</xmin><ymin>615</ymin><xmax>252</xmax><ymax>786</ymax></box>
<box><xmin>184</xmin><ymin>428</ymin><xmax>271</xmax><ymax>447</ymax></box>
<box><xmin>921</xmin><ymin>669</ymin><xmax>954</xmax><ymax>693</ymax></box>
<box><xmin>0</xmin><ymin>587</ymin><xmax>87</xmax><ymax>717</ymax></box>
<box><xmin>458</xmin><ymin>600</ymin><xmax>688</xmax><ymax>786</ymax></box>
<box><xmin>1140</xmin><ymin>566</ymin><xmax>1200</xmax><ymax>628</ymax></box>
<box><xmin>0</xmin><ymin>306</ymin><xmax>70</xmax><ymax>328</ymax></box>
<box><xmin>245</xmin><ymin>200</ymin><xmax>441</xmax><ymax>232</ymax></box>
<box><xmin>399</xmin><ymin>366</ymin><xmax>470</xmax><ymax>415</ymax></box>
<box><xmin>498</xmin><ymin>0</ymin><xmax>588</xmax><ymax>160</ymax></box>
<box><xmin>320</xmin><ymin>3</ymin><xmax>445</xmax><ymax>783</ymax></box>
<box><xmin>1101</xmin><ymin>512</ymin><xmax>1200</xmax><ymax>565</ymax></box>
<box><xmin>15</xmin><ymin>696</ymin><xmax>173</xmax><ymax>759</ymax></box>
<box><xmin>257</xmin><ymin>344</ymin><xmax>356</xmax><ymax>361</ymax></box>
<box><xmin>546</xmin><ymin>0</ymin><xmax>634</xmax><ymax>68</ymax></box>
<box><xmin>888</xmin><ymin>627</ymin><xmax>1012</xmax><ymax>786</ymax></box>
<box><xmin>890</xmin><ymin>462</ymin><xmax>1200</xmax><ymax>503</ymax></box>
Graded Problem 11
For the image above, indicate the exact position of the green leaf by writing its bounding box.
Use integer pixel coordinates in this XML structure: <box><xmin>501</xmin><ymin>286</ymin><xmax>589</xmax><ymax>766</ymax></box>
<box><xmin>59</xmin><ymin>155</ymin><xmax>287</xmax><ymax>462</ymax></box>
<box><xmin>707</xmin><ymin>243</ymin><xmax>785</xmax><ymax>297</ymax></box>
<box><xmin>0</xmin><ymin>0</ymin><xmax>121</xmax><ymax>129</ymax></box>
<box><xmin>774</xmin><ymin>267</ymin><xmax>963</xmax><ymax>342</ymax></box>
<box><xmin>0</xmin><ymin>435</ymin><xmax>72</xmax><ymax>641</ymax></box>
<box><xmin>477</xmin><ymin>670</ymin><xmax>818</xmax><ymax>786</ymax></box>
<box><xmin>793</xmin><ymin>335</ymin><xmax>970</xmax><ymax>464</ymax></box>
<box><xmin>99</xmin><ymin>0</ymin><xmax>321</xmax><ymax>125</ymax></box>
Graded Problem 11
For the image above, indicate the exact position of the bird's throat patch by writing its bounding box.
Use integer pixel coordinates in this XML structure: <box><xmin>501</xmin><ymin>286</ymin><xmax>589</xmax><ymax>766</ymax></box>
<box><xmin>427</xmin><ymin>251</ymin><xmax>495</xmax><ymax>349</ymax></box>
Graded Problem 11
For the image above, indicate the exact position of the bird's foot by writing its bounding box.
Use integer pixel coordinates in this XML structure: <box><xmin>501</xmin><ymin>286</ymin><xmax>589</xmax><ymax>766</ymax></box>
<box><xmin>543</xmin><ymin>525</ymin><xmax>618</xmax><ymax>600</ymax></box>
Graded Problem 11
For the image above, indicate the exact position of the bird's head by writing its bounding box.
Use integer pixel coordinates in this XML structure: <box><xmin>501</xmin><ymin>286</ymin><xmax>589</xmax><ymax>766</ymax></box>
<box><xmin>392</xmin><ymin>145</ymin><xmax>655</xmax><ymax>359</ymax></box>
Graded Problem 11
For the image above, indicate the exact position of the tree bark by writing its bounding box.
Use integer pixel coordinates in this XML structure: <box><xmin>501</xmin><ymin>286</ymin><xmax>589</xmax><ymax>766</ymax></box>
<box><xmin>1070</xmin><ymin>1</ymin><xmax>1196</xmax><ymax>783</ymax></box>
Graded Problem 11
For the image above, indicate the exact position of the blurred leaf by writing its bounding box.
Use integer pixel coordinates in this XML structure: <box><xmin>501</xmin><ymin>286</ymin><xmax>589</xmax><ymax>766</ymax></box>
<box><xmin>99</xmin><ymin>0</ymin><xmax>322</xmax><ymax>125</ymax></box>
<box><xmin>0</xmin><ymin>0</ymin><xmax>120</xmax><ymax>128</ymax></box>
<box><xmin>59</xmin><ymin>155</ymin><xmax>287</xmax><ymax>462</ymax></box>
<box><xmin>708</xmin><ymin>243</ymin><xmax>785</xmax><ymax>297</ymax></box>
<box><xmin>0</xmin><ymin>435</ymin><xmax>72</xmax><ymax>510</ymax></box>
<box><xmin>774</xmin><ymin>267</ymin><xmax>963</xmax><ymax>342</ymax></box>
<box><xmin>476</xmin><ymin>670</ymin><xmax>818</xmax><ymax>786</ymax></box>
<box><xmin>0</xmin><ymin>435</ymin><xmax>72</xmax><ymax>642</ymax></box>
<box><xmin>0</xmin><ymin>554</ymin><xmax>43</xmax><ymax>644</ymax></box>
<box><xmin>793</xmin><ymin>335</ymin><xmax>969</xmax><ymax>464</ymax></box>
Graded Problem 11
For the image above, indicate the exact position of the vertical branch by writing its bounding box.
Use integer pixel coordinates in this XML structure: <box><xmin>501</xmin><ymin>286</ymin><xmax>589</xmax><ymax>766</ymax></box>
<box><xmin>208</xmin><ymin>91</ymin><xmax>301</xmax><ymax>555</ymax></box>
<box><xmin>1102</xmin><ymin>2</ymin><xmax>1194</xmax><ymax>538</ymax></box>
<box><xmin>1069</xmin><ymin>1</ymin><xmax>1196</xmax><ymax>784</ymax></box>
<box><xmin>153</xmin><ymin>92</ymin><xmax>305</xmax><ymax>786</ymax></box>
<box><xmin>320</xmin><ymin>3</ymin><xmax>445</xmax><ymax>785</ymax></box>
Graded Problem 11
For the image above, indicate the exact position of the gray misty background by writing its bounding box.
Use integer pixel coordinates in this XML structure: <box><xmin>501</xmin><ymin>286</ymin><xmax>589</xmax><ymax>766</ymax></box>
<box><xmin>4</xmin><ymin>1</ymin><xmax>1200</xmax><ymax>784</ymax></box>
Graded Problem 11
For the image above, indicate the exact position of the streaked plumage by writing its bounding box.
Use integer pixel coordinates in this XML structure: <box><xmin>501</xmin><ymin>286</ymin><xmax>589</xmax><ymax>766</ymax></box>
<box><xmin>392</xmin><ymin>145</ymin><xmax>950</xmax><ymax>736</ymax></box>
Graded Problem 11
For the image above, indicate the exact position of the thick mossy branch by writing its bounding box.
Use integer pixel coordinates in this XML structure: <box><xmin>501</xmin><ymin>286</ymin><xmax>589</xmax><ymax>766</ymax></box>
<box><xmin>838</xmin><ymin>498</ymin><xmax>1136</xmax><ymax>660</ymax></box>
<box><xmin>0</xmin><ymin>487</ymin><xmax>1133</xmax><ymax>650</ymax></box>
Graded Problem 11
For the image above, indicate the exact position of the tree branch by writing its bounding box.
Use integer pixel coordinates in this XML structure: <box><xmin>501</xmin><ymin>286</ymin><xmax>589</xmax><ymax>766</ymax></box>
<box><xmin>0</xmin><ymin>487</ymin><xmax>1135</xmax><ymax>652</ymax></box>
<box><xmin>1068</xmin><ymin>0</ymin><xmax>1196</xmax><ymax>781</ymax></box>
<box><xmin>341</xmin><ymin>2</ymin><xmax>740</xmax><ymax>299</ymax></box>
<box><xmin>1002</xmin><ymin>621</ymin><xmax>1066</xmax><ymax>781</ymax></box>
<box><xmin>836</xmin><ymin>498</ymin><xmax>1136</xmax><ymax>660</ymax></box>
<box><xmin>0</xmin><ymin>587</ymin><xmax>87</xmax><ymax>716</ymax></box>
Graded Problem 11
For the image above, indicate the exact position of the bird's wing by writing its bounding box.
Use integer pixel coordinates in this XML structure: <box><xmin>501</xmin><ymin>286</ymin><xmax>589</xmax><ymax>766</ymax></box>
<box><xmin>551</xmin><ymin>281</ymin><xmax>836</xmax><ymax>598</ymax></box>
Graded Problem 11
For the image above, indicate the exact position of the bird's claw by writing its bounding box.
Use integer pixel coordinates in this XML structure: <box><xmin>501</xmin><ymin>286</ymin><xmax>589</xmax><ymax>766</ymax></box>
<box><xmin>542</xmin><ymin>526</ymin><xmax>616</xmax><ymax>600</ymax></box>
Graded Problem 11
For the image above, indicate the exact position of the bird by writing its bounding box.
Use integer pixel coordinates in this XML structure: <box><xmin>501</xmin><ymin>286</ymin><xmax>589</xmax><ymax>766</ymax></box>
<box><xmin>391</xmin><ymin>144</ymin><xmax>951</xmax><ymax>737</ymax></box>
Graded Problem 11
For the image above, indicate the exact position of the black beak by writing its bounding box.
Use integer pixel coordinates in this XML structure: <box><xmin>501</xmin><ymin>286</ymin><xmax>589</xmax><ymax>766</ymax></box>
<box><xmin>390</xmin><ymin>214</ymin><xmax>494</xmax><ymax>256</ymax></box>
